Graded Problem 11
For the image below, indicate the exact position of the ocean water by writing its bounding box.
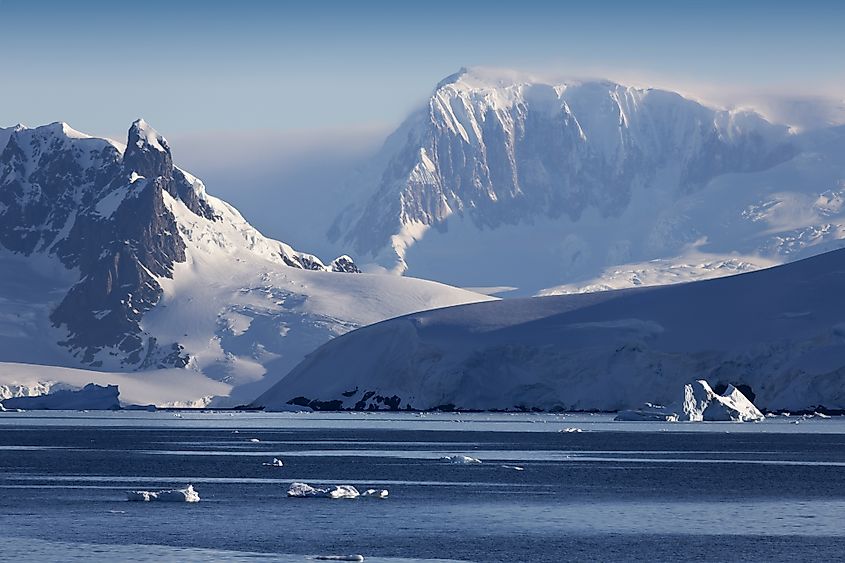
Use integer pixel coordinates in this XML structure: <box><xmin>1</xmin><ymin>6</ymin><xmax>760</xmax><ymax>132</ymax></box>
<box><xmin>0</xmin><ymin>411</ymin><xmax>843</xmax><ymax>562</ymax></box>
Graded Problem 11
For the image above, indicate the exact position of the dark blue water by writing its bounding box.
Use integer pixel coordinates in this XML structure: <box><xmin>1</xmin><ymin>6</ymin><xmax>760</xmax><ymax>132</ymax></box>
<box><xmin>0</xmin><ymin>412</ymin><xmax>843</xmax><ymax>561</ymax></box>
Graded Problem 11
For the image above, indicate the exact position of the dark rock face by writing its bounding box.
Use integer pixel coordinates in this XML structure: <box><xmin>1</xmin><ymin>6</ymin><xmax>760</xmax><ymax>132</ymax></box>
<box><xmin>330</xmin><ymin>255</ymin><xmax>361</xmax><ymax>273</ymax></box>
<box><xmin>282</xmin><ymin>253</ymin><xmax>326</xmax><ymax>271</ymax></box>
<box><xmin>0</xmin><ymin>121</ymin><xmax>209</xmax><ymax>368</ymax></box>
<box><xmin>0</xmin><ymin>119</ymin><xmax>359</xmax><ymax>371</ymax></box>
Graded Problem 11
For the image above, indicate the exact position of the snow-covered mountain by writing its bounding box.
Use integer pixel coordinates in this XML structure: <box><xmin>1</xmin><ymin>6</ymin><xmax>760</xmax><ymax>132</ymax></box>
<box><xmin>329</xmin><ymin>68</ymin><xmax>845</xmax><ymax>295</ymax></box>
<box><xmin>0</xmin><ymin>120</ymin><xmax>490</xmax><ymax>406</ymax></box>
<box><xmin>257</xmin><ymin>246</ymin><xmax>845</xmax><ymax>413</ymax></box>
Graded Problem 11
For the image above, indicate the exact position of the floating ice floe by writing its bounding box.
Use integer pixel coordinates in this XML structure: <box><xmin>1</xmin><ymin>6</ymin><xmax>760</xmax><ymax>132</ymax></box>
<box><xmin>361</xmin><ymin>488</ymin><xmax>389</xmax><ymax>499</ymax></box>
<box><xmin>501</xmin><ymin>465</ymin><xmax>524</xmax><ymax>471</ymax></box>
<box><xmin>559</xmin><ymin>427</ymin><xmax>583</xmax><ymax>433</ymax></box>
<box><xmin>440</xmin><ymin>455</ymin><xmax>482</xmax><ymax>464</ymax></box>
<box><xmin>615</xmin><ymin>380</ymin><xmax>764</xmax><ymax>422</ymax></box>
<box><xmin>287</xmin><ymin>482</ymin><xmax>387</xmax><ymax>500</ymax></box>
<box><xmin>262</xmin><ymin>458</ymin><xmax>284</xmax><ymax>467</ymax></box>
<box><xmin>127</xmin><ymin>484</ymin><xmax>200</xmax><ymax>503</ymax></box>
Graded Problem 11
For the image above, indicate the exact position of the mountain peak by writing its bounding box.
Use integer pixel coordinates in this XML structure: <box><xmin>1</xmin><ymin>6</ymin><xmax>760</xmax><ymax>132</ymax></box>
<box><xmin>125</xmin><ymin>119</ymin><xmax>172</xmax><ymax>178</ymax></box>
<box><xmin>129</xmin><ymin>118</ymin><xmax>169</xmax><ymax>153</ymax></box>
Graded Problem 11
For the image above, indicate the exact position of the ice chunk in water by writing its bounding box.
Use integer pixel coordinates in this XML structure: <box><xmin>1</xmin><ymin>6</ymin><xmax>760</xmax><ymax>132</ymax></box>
<box><xmin>262</xmin><ymin>458</ymin><xmax>284</xmax><ymax>467</ymax></box>
<box><xmin>360</xmin><ymin>488</ymin><xmax>389</xmax><ymax>499</ymax></box>
<box><xmin>127</xmin><ymin>484</ymin><xmax>200</xmax><ymax>503</ymax></box>
<box><xmin>440</xmin><ymin>455</ymin><xmax>482</xmax><ymax>464</ymax></box>
<box><xmin>287</xmin><ymin>482</ymin><xmax>360</xmax><ymax>499</ymax></box>
<box><xmin>287</xmin><ymin>482</ymin><xmax>388</xmax><ymax>500</ymax></box>
<box><xmin>615</xmin><ymin>380</ymin><xmax>764</xmax><ymax>422</ymax></box>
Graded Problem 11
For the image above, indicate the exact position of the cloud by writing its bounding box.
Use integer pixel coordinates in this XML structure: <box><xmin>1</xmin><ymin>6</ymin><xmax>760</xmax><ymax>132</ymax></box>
<box><xmin>166</xmin><ymin>124</ymin><xmax>390</xmax><ymax>257</ymax></box>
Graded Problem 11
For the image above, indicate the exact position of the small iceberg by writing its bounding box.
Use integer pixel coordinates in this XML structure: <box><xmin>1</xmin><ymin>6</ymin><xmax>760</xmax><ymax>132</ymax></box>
<box><xmin>287</xmin><ymin>482</ymin><xmax>360</xmax><ymax>499</ymax></box>
<box><xmin>501</xmin><ymin>465</ymin><xmax>524</xmax><ymax>471</ymax></box>
<box><xmin>616</xmin><ymin>380</ymin><xmax>764</xmax><ymax>422</ymax></box>
<box><xmin>440</xmin><ymin>455</ymin><xmax>482</xmax><ymax>464</ymax></box>
<box><xmin>248</xmin><ymin>438</ymin><xmax>260</xmax><ymax>443</ymax></box>
<box><xmin>559</xmin><ymin>427</ymin><xmax>583</xmax><ymax>433</ymax></box>
<box><xmin>287</xmin><ymin>482</ymin><xmax>387</xmax><ymax>500</ymax></box>
<box><xmin>127</xmin><ymin>484</ymin><xmax>200</xmax><ymax>503</ymax></box>
<box><xmin>361</xmin><ymin>488</ymin><xmax>389</xmax><ymax>499</ymax></box>
<box><xmin>262</xmin><ymin>458</ymin><xmax>284</xmax><ymax>467</ymax></box>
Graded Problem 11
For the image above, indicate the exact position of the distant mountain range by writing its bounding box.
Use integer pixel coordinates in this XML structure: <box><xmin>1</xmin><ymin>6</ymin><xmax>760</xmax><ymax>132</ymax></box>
<box><xmin>2</xmin><ymin>67</ymin><xmax>844</xmax><ymax>408</ymax></box>
<box><xmin>0</xmin><ymin>120</ymin><xmax>489</xmax><ymax>406</ymax></box>
<box><xmin>329</xmin><ymin>68</ymin><xmax>845</xmax><ymax>295</ymax></box>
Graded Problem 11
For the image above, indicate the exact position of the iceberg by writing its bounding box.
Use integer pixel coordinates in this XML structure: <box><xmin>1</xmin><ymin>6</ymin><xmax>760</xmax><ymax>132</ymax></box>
<box><xmin>440</xmin><ymin>455</ymin><xmax>482</xmax><ymax>464</ymax></box>
<box><xmin>616</xmin><ymin>380</ymin><xmax>764</xmax><ymax>422</ymax></box>
<box><xmin>286</xmin><ymin>482</ymin><xmax>388</xmax><ymax>500</ymax></box>
<box><xmin>127</xmin><ymin>484</ymin><xmax>200</xmax><ymax>503</ymax></box>
<box><xmin>1</xmin><ymin>383</ymin><xmax>120</xmax><ymax>410</ymax></box>
<box><xmin>287</xmin><ymin>482</ymin><xmax>360</xmax><ymax>499</ymax></box>
<box><xmin>262</xmin><ymin>458</ymin><xmax>284</xmax><ymax>467</ymax></box>
<box><xmin>360</xmin><ymin>488</ymin><xmax>389</xmax><ymax>499</ymax></box>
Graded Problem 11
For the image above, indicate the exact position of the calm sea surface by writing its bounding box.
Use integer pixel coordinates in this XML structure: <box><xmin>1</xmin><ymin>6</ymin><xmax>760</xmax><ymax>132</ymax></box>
<box><xmin>0</xmin><ymin>411</ymin><xmax>843</xmax><ymax>562</ymax></box>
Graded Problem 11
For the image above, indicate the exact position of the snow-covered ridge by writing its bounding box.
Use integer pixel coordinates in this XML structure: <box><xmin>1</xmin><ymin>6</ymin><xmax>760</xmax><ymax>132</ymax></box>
<box><xmin>257</xmin><ymin>246</ymin><xmax>845</xmax><ymax>413</ymax></box>
<box><xmin>0</xmin><ymin>119</ymin><xmax>492</xmax><ymax>406</ymax></box>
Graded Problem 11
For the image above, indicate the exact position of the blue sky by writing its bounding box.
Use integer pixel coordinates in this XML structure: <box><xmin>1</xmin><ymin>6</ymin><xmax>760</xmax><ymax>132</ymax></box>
<box><xmin>0</xmin><ymin>0</ymin><xmax>843</xmax><ymax>138</ymax></box>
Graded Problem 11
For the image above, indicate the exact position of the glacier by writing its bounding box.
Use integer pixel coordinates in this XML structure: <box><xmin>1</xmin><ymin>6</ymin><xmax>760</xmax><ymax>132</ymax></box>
<box><xmin>256</xmin><ymin>246</ymin><xmax>845</xmax><ymax>413</ymax></box>
<box><xmin>0</xmin><ymin>382</ymin><xmax>120</xmax><ymax>411</ymax></box>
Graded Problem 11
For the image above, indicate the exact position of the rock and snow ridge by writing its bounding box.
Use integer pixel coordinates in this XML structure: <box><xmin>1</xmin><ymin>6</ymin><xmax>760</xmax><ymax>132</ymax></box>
<box><xmin>328</xmin><ymin>67</ymin><xmax>845</xmax><ymax>295</ymax></box>
<box><xmin>0</xmin><ymin>120</ymin><xmax>491</xmax><ymax>406</ymax></box>
<box><xmin>256</xmin><ymin>246</ymin><xmax>845</xmax><ymax>413</ymax></box>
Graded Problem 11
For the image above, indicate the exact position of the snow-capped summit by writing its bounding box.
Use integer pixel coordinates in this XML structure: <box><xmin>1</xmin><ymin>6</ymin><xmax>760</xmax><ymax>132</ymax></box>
<box><xmin>0</xmin><ymin>120</ymin><xmax>490</xmax><ymax>405</ymax></box>
<box><xmin>328</xmin><ymin>68</ymin><xmax>844</xmax><ymax>295</ymax></box>
<box><xmin>124</xmin><ymin>118</ymin><xmax>175</xmax><ymax>180</ymax></box>
<box><xmin>130</xmin><ymin>118</ymin><xmax>169</xmax><ymax>152</ymax></box>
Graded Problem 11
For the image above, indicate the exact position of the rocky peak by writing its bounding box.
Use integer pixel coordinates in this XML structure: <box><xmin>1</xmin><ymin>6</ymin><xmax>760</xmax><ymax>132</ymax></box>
<box><xmin>334</xmin><ymin>69</ymin><xmax>799</xmax><ymax>275</ymax></box>
<box><xmin>124</xmin><ymin>118</ymin><xmax>173</xmax><ymax>180</ymax></box>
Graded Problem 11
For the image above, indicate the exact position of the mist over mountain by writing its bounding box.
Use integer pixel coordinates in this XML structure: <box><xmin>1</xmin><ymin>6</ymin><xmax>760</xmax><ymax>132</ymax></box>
<box><xmin>323</xmin><ymin>68</ymin><xmax>845</xmax><ymax>295</ymax></box>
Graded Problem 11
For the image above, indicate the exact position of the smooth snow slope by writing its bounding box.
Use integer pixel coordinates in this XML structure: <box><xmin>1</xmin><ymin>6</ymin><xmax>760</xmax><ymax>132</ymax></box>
<box><xmin>257</xmin><ymin>247</ymin><xmax>845</xmax><ymax>412</ymax></box>
<box><xmin>330</xmin><ymin>68</ymin><xmax>845</xmax><ymax>295</ymax></box>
